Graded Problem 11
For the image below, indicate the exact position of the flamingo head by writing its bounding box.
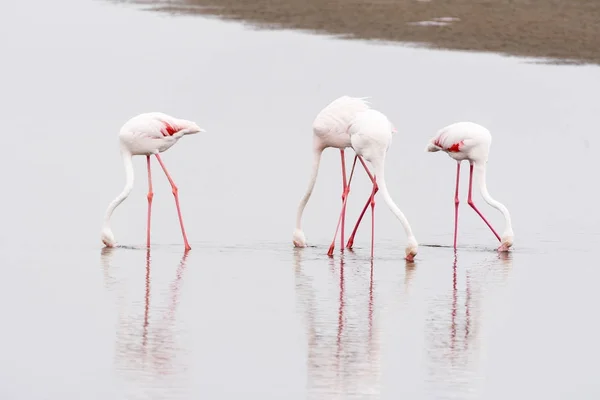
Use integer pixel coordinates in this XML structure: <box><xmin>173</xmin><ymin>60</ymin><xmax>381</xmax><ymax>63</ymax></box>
<box><xmin>405</xmin><ymin>236</ymin><xmax>418</xmax><ymax>262</ymax></box>
<box><xmin>293</xmin><ymin>229</ymin><xmax>307</xmax><ymax>248</ymax></box>
<box><xmin>101</xmin><ymin>228</ymin><xmax>117</xmax><ymax>248</ymax></box>
<box><xmin>498</xmin><ymin>230</ymin><xmax>514</xmax><ymax>252</ymax></box>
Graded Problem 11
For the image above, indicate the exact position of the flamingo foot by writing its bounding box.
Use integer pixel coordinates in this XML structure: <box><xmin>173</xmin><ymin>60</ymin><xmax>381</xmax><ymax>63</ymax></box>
<box><xmin>346</xmin><ymin>236</ymin><xmax>355</xmax><ymax>249</ymax></box>
<box><xmin>327</xmin><ymin>243</ymin><xmax>335</xmax><ymax>257</ymax></box>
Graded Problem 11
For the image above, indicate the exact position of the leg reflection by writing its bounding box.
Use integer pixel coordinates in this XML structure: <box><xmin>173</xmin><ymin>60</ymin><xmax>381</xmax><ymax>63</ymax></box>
<box><xmin>100</xmin><ymin>248</ymin><xmax>191</xmax><ymax>388</ymax></box>
<box><xmin>294</xmin><ymin>252</ymin><xmax>380</xmax><ymax>399</ymax></box>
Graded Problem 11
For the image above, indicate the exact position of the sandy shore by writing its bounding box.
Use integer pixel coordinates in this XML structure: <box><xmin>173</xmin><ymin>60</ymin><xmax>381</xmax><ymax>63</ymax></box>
<box><xmin>116</xmin><ymin>0</ymin><xmax>599</xmax><ymax>65</ymax></box>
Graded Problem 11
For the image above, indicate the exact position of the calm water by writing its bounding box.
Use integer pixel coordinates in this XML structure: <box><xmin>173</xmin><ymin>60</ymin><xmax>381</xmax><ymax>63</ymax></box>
<box><xmin>1</xmin><ymin>0</ymin><xmax>599</xmax><ymax>399</ymax></box>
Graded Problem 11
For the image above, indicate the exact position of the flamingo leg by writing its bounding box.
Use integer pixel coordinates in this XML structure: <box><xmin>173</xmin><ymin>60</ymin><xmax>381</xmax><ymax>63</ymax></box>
<box><xmin>328</xmin><ymin>155</ymin><xmax>358</xmax><ymax>256</ymax></box>
<box><xmin>369</xmin><ymin>177</ymin><xmax>377</xmax><ymax>259</ymax></box>
<box><xmin>345</xmin><ymin>157</ymin><xmax>377</xmax><ymax>249</ymax></box>
<box><xmin>467</xmin><ymin>163</ymin><xmax>501</xmax><ymax>242</ymax></box>
<box><xmin>146</xmin><ymin>156</ymin><xmax>154</xmax><ymax>248</ymax></box>
<box><xmin>340</xmin><ymin>150</ymin><xmax>348</xmax><ymax>250</ymax></box>
<box><xmin>155</xmin><ymin>154</ymin><xmax>192</xmax><ymax>251</ymax></box>
<box><xmin>453</xmin><ymin>162</ymin><xmax>460</xmax><ymax>250</ymax></box>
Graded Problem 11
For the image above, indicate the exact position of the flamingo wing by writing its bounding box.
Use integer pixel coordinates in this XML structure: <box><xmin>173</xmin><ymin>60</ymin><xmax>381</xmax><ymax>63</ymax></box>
<box><xmin>428</xmin><ymin>123</ymin><xmax>480</xmax><ymax>153</ymax></box>
<box><xmin>313</xmin><ymin>96</ymin><xmax>371</xmax><ymax>137</ymax></box>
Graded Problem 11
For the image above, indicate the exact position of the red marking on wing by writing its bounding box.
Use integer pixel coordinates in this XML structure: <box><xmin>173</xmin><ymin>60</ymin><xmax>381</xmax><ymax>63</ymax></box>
<box><xmin>447</xmin><ymin>141</ymin><xmax>462</xmax><ymax>152</ymax></box>
<box><xmin>158</xmin><ymin>119</ymin><xmax>179</xmax><ymax>137</ymax></box>
<box><xmin>434</xmin><ymin>135</ymin><xmax>463</xmax><ymax>152</ymax></box>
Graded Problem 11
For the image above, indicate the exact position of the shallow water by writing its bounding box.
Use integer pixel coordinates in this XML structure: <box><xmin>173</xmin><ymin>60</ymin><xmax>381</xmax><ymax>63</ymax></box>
<box><xmin>1</xmin><ymin>0</ymin><xmax>599</xmax><ymax>398</ymax></box>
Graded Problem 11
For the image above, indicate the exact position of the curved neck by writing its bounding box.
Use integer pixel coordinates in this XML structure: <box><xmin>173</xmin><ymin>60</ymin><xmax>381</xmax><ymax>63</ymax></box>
<box><xmin>295</xmin><ymin>147</ymin><xmax>323</xmax><ymax>231</ymax></box>
<box><xmin>473</xmin><ymin>162</ymin><xmax>513</xmax><ymax>235</ymax></box>
<box><xmin>371</xmin><ymin>158</ymin><xmax>415</xmax><ymax>240</ymax></box>
<box><xmin>103</xmin><ymin>150</ymin><xmax>135</xmax><ymax>230</ymax></box>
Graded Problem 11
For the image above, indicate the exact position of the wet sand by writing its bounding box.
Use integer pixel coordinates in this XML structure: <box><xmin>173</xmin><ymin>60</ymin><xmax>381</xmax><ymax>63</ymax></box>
<box><xmin>116</xmin><ymin>0</ymin><xmax>600</xmax><ymax>65</ymax></box>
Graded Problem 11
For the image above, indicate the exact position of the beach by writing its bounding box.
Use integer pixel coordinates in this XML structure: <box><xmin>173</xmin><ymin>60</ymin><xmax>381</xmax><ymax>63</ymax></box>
<box><xmin>120</xmin><ymin>0</ymin><xmax>600</xmax><ymax>64</ymax></box>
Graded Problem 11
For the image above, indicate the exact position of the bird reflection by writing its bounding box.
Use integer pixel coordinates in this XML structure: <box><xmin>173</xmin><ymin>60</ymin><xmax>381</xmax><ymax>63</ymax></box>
<box><xmin>100</xmin><ymin>248</ymin><xmax>190</xmax><ymax>393</ymax></box>
<box><xmin>426</xmin><ymin>250</ymin><xmax>513</xmax><ymax>399</ymax></box>
<box><xmin>449</xmin><ymin>252</ymin><xmax>470</xmax><ymax>356</ymax></box>
<box><xmin>294</xmin><ymin>250</ymin><xmax>380</xmax><ymax>399</ymax></box>
<box><xmin>368</xmin><ymin>260</ymin><xmax>375</xmax><ymax>348</ymax></box>
<box><xmin>404</xmin><ymin>261</ymin><xmax>417</xmax><ymax>298</ymax></box>
<box><xmin>335</xmin><ymin>256</ymin><xmax>345</xmax><ymax>377</ymax></box>
<box><xmin>142</xmin><ymin>249</ymin><xmax>151</xmax><ymax>350</ymax></box>
<box><xmin>149</xmin><ymin>250</ymin><xmax>189</xmax><ymax>373</ymax></box>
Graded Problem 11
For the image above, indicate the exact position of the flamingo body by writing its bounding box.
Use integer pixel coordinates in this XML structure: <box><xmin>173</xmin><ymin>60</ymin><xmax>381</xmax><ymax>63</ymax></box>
<box><xmin>426</xmin><ymin>121</ymin><xmax>491</xmax><ymax>162</ymax></box>
<box><xmin>348</xmin><ymin>109</ymin><xmax>393</xmax><ymax>162</ymax></box>
<box><xmin>426</xmin><ymin>121</ymin><xmax>514</xmax><ymax>251</ymax></box>
<box><xmin>119</xmin><ymin>112</ymin><xmax>204</xmax><ymax>156</ymax></box>
<box><xmin>311</xmin><ymin>96</ymin><xmax>371</xmax><ymax>149</ymax></box>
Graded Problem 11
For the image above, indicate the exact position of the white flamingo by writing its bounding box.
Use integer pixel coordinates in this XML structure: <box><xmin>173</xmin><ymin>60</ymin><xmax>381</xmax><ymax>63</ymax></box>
<box><xmin>426</xmin><ymin>121</ymin><xmax>513</xmax><ymax>251</ymax></box>
<box><xmin>101</xmin><ymin>112</ymin><xmax>204</xmax><ymax>251</ymax></box>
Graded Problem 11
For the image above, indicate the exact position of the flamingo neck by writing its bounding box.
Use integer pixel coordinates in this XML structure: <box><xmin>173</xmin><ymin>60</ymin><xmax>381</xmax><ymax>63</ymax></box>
<box><xmin>102</xmin><ymin>150</ymin><xmax>135</xmax><ymax>231</ymax></box>
<box><xmin>473</xmin><ymin>162</ymin><xmax>513</xmax><ymax>237</ymax></box>
<box><xmin>295</xmin><ymin>147</ymin><xmax>323</xmax><ymax>231</ymax></box>
<box><xmin>371</xmin><ymin>158</ymin><xmax>416</xmax><ymax>241</ymax></box>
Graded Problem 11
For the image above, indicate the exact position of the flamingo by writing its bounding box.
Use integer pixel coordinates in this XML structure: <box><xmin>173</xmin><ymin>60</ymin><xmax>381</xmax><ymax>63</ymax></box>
<box><xmin>293</xmin><ymin>96</ymin><xmax>418</xmax><ymax>261</ymax></box>
<box><xmin>426</xmin><ymin>121</ymin><xmax>513</xmax><ymax>252</ymax></box>
<box><xmin>293</xmin><ymin>96</ymin><xmax>371</xmax><ymax>253</ymax></box>
<box><xmin>101</xmin><ymin>112</ymin><xmax>205</xmax><ymax>251</ymax></box>
<box><xmin>345</xmin><ymin>108</ymin><xmax>418</xmax><ymax>260</ymax></box>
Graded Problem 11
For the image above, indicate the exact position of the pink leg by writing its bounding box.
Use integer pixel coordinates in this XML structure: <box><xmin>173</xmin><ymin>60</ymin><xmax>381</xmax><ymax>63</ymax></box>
<box><xmin>340</xmin><ymin>150</ymin><xmax>348</xmax><ymax>250</ymax></box>
<box><xmin>345</xmin><ymin>157</ymin><xmax>377</xmax><ymax>249</ymax></box>
<box><xmin>467</xmin><ymin>163</ymin><xmax>501</xmax><ymax>242</ymax></box>
<box><xmin>155</xmin><ymin>154</ymin><xmax>192</xmax><ymax>251</ymax></box>
<box><xmin>328</xmin><ymin>156</ymin><xmax>358</xmax><ymax>256</ymax></box>
<box><xmin>453</xmin><ymin>162</ymin><xmax>460</xmax><ymax>250</ymax></box>
<box><xmin>369</xmin><ymin>178</ymin><xmax>377</xmax><ymax>258</ymax></box>
<box><xmin>146</xmin><ymin>156</ymin><xmax>154</xmax><ymax>248</ymax></box>
<box><xmin>346</xmin><ymin>188</ymin><xmax>378</xmax><ymax>249</ymax></box>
